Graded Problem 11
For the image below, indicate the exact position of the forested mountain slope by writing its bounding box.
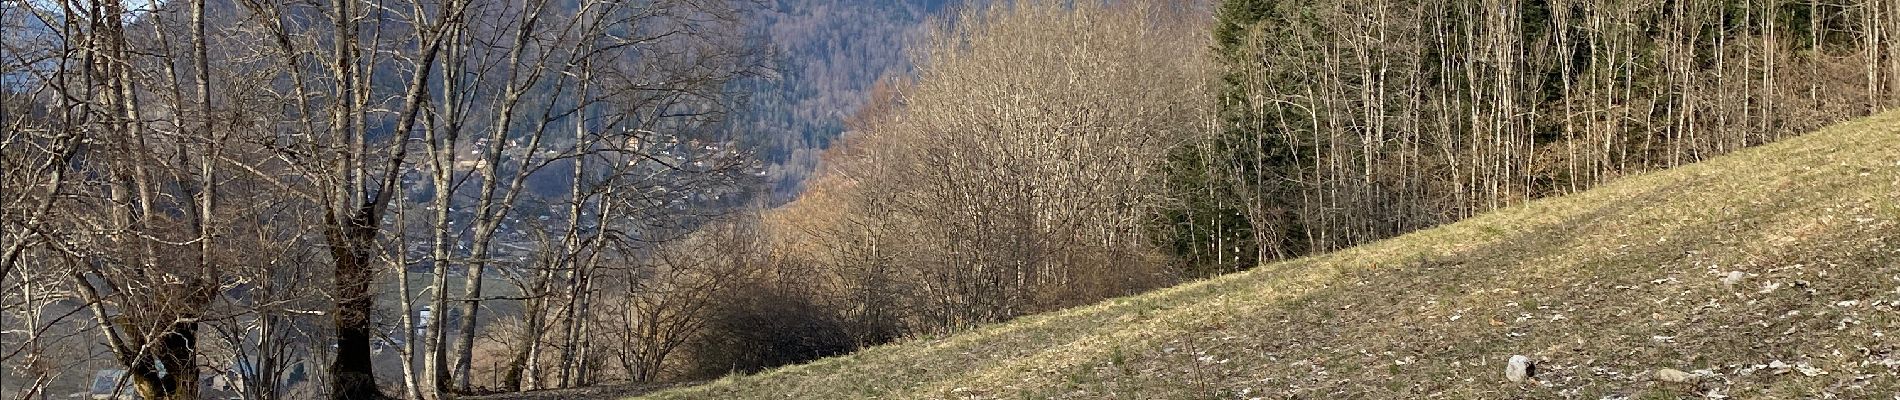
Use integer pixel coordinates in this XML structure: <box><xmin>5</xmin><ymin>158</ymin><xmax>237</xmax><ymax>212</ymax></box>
<box><xmin>737</xmin><ymin>0</ymin><xmax>951</xmax><ymax>200</ymax></box>
<box><xmin>641</xmin><ymin>110</ymin><xmax>1900</xmax><ymax>399</ymax></box>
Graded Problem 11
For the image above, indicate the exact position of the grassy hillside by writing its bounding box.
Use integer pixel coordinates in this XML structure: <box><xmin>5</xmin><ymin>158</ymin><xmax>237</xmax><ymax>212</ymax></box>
<box><xmin>640</xmin><ymin>112</ymin><xmax>1900</xmax><ymax>399</ymax></box>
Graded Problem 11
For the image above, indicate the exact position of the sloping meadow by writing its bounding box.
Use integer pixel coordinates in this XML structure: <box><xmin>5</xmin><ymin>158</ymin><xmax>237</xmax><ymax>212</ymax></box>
<box><xmin>641</xmin><ymin>111</ymin><xmax>1900</xmax><ymax>398</ymax></box>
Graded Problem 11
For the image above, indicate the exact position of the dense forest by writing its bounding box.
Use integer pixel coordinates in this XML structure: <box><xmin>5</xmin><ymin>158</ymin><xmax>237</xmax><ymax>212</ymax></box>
<box><xmin>1166</xmin><ymin>0</ymin><xmax>1900</xmax><ymax>274</ymax></box>
<box><xmin>2</xmin><ymin>0</ymin><xmax>1896</xmax><ymax>399</ymax></box>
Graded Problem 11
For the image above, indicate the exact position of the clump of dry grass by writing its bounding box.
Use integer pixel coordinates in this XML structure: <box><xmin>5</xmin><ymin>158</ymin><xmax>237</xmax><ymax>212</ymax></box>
<box><xmin>638</xmin><ymin>111</ymin><xmax>1900</xmax><ymax>399</ymax></box>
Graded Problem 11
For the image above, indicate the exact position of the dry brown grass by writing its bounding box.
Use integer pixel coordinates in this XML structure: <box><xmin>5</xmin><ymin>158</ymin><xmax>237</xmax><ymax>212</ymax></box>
<box><xmin>637</xmin><ymin>111</ymin><xmax>1900</xmax><ymax>399</ymax></box>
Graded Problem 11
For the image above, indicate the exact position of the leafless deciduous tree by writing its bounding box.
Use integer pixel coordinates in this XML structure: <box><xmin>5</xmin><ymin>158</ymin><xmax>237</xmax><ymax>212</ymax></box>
<box><xmin>754</xmin><ymin>0</ymin><xmax>1209</xmax><ymax>339</ymax></box>
<box><xmin>3</xmin><ymin>0</ymin><xmax>762</xmax><ymax>398</ymax></box>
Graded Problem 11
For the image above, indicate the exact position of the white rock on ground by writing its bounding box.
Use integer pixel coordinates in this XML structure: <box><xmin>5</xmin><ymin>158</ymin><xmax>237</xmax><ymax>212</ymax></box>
<box><xmin>1654</xmin><ymin>368</ymin><xmax>1696</xmax><ymax>383</ymax></box>
<box><xmin>1506</xmin><ymin>355</ymin><xmax>1534</xmax><ymax>382</ymax></box>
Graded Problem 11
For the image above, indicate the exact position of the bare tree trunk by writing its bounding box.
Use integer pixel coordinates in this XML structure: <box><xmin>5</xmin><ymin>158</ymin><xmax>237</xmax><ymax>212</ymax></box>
<box><xmin>327</xmin><ymin>1</ymin><xmax>451</xmax><ymax>395</ymax></box>
<box><xmin>554</xmin><ymin>65</ymin><xmax>596</xmax><ymax>390</ymax></box>
<box><xmin>558</xmin><ymin>275</ymin><xmax>593</xmax><ymax>388</ymax></box>
<box><xmin>454</xmin><ymin>1</ymin><xmax>555</xmax><ymax>389</ymax></box>
<box><xmin>426</xmin><ymin>10</ymin><xmax>466</xmax><ymax>393</ymax></box>
<box><xmin>393</xmin><ymin>199</ymin><xmax>426</xmax><ymax>400</ymax></box>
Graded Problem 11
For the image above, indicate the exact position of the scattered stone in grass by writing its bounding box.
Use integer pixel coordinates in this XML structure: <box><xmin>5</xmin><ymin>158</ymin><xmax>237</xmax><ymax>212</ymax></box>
<box><xmin>1794</xmin><ymin>363</ymin><xmax>1825</xmax><ymax>376</ymax></box>
<box><xmin>1654</xmin><ymin>368</ymin><xmax>1697</xmax><ymax>383</ymax></box>
<box><xmin>1704</xmin><ymin>388</ymin><xmax>1732</xmax><ymax>399</ymax></box>
<box><xmin>1766</xmin><ymin>360</ymin><xmax>1799</xmax><ymax>375</ymax></box>
<box><xmin>1507</xmin><ymin>355</ymin><xmax>1535</xmax><ymax>382</ymax></box>
<box><xmin>1722</xmin><ymin>271</ymin><xmax>1745</xmax><ymax>286</ymax></box>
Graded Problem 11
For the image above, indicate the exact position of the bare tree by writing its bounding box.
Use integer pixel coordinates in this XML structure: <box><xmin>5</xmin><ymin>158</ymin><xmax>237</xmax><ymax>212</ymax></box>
<box><xmin>767</xmin><ymin>0</ymin><xmax>1201</xmax><ymax>335</ymax></box>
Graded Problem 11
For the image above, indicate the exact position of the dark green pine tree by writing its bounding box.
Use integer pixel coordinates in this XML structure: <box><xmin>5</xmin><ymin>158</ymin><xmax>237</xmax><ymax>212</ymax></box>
<box><xmin>1154</xmin><ymin>0</ymin><xmax>1294</xmax><ymax>276</ymax></box>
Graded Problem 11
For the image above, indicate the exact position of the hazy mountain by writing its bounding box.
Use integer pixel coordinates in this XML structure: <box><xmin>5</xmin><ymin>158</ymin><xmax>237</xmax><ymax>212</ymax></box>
<box><xmin>732</xmin><ymin>0</ymin><xmax>953</xmax><ymax>202</ymax></box>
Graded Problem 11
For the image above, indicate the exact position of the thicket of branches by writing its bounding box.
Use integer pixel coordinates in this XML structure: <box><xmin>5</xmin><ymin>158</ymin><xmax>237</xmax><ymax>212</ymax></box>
<box><xmin>722</xmin><ymin>0</ymin><xmax>1210</xmax><ymax>355</ymax></box>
